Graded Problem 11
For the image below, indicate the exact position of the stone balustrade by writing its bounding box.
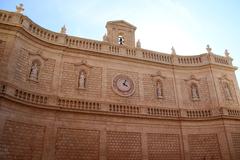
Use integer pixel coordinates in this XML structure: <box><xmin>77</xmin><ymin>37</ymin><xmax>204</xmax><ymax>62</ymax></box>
<box><xmin>27</xmin><ymin>23</ymin><xmax>59</xmax><ymax>43</ymax></box>
<box><xmin>65</xmin><ymin>36</ymin><xmax>102</xmax><ymax>51</ymax></box>
<box><xmin>109</xmin><ymin>103</ymin><xmax>140</xmax><ymax>114</ymax></box>
<box><xmin>186</xmin><ymin>109</ymin><xmax>212</xmax><ymax>118</ymax></box>
<box><xmin>14</xmin><ymin>89</ymin><xmax>48</xmax><ymax>105</ymax></box>
<box><xmin>0</xmin><ymin>11</ymin><xmax>12</xmax><ymax>23</ymax></box>
<box><xmin>58</xmin><ymin>98</ymin><xmax>101</xmax><ymax>111</ymax></box>
<box><xmin>0</xmin><ymin>10</ymin><xmax>233</xmax><ymax>68</ymax></box>
<box><xmin>147</xmin><ymin>107</ymin><xmax>179</xmax><ymax>117</ymax></box>
<box><xmin>1</xmin><ymin>82</ymin><xmax>239</xmax><ymax>120</ymax></box>
<box><xmin>177</xmin><ymin>55</ymin><xmax>203</xmax><ymax>65</ymax></box>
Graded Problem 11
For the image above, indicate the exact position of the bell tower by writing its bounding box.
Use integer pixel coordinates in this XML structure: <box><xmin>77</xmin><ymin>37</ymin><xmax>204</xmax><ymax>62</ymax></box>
<box><xmin>104</xmin><ymin>20</ymin><xmax>136</xmax><ymax>48</ymax></box>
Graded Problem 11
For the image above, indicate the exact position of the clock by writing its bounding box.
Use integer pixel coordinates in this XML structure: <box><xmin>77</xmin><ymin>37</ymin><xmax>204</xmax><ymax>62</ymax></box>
<box><xmin>112</xmin><ymin>74</ymin><xmax>135</xmax><ymax>97</ymax></box>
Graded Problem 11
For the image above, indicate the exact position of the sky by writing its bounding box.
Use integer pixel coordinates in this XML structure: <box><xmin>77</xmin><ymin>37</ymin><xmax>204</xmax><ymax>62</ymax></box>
<box><xmin>1</xmin><ymin>0</ymin><xmax>240</xmax><ymax>85</ymax></box>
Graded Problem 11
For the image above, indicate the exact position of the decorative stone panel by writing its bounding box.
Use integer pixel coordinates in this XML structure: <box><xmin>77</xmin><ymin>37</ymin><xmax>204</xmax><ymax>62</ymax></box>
<box><xmin>143</xmin><ymin>73</ymin><xmax>176</xmax><ymax>107</ymax></box>
<box><xmin>107</xmin><ymin>131</ymin><xmax>142</xmax><ymax>160</ymax></box>
<box><xmin>147</xmin><ymin>133</ymin><xmax>181</xmax><ymax>160</ymax></box>
<box><xmin>219</xmin><ymin>75</ymin><xmax>238</xmax><ymax>107</ymax></box>
<box><xmin>0</xmin><ymin>39</ymin><xmax>7</xmax><ymax>79</ymax></box>
<box><xmin>182</xmin><ymin>77</ymin><xmax>212</xmax><ymax>109</ymax></box>
<box><xmin>14</xmin><ymin>48</ymin><xmax>55</xmax><ymax>93</ymax></box>
<box><xmin>55</xmin><ymin>128</ymin><xmax>100</xmax><ymax>160</ymax></box>
<box><xmin>188</xmin><ymin>134</ymin><xmax>222</xmax><ymax>160</ymax></box>
<box><xmin>61</xmin><ymin>62</ymin><xmax>102</xmax><ymax>99</ymax></box>
<box><xmin>0</xmin><ymin>120</ymin><xmax>45</xmax><ymax>160</ymax></box>
<box><xmin>231</xmin><ymin>132</ymin><xmax>240</xmax><ymax>159</ymax></box>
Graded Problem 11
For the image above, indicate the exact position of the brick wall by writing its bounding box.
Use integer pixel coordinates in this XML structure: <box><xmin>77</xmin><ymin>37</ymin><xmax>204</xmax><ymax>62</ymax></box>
<box><xmin>55</xmin><ymin>128</ymin><xmax>100</xmax><ymax>160</ymax></box>
<box><xmin>107</xmin><ymin>131</ymin><xmax>142</xmax><ymax>160</ymax></box>
<box><xmin>147</xmin><ymin>133</ymin><xmax>181</xmax><ymax>160</ymax></box>
<box><xmin>188</xmin><ymin>134</ymin><xmax>222</xmax><ymax>160</ymax></box>
<box><xmin>0</xmin><ymin>120</ymin><xmax>45</xmax><ymax>160</ymax></box>
<box><xmin>231</xmin><ymin>132</ymin><xmax>240</xmax><ymax>159</ymax></box>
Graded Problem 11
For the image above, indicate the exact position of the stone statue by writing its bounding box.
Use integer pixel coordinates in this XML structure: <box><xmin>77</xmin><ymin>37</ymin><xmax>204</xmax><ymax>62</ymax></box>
<box><xmin>171</xmin><ymin>46</ymin><xmax>176</xmax><ymax>55</ymax></box>
<box><xmin>60</xmin><ymin>25</ymin><xmax>66</xmax><ymax>34</ymax></box>
<box><xmin>224</xmin><ymin>49</ymin><xmax>230</xmax><ymax>57</ymax></box>
<box><xmin>79</xmin><ymin>71</ymin><xmax>86</xmax><ymax>89</ymax></box>
<box><xmin>29</xmin><ymin>62</ymin><xmax>39</xmax><ymax>80</ymax></box>
<box><xmin>224</xmin><ymin>83</ymin><xmax>232</xmax><ymax>100</ymax></box>
<box><xmin>191</xmin><ymin>85</ymin><xmax>199</xmax><ymax>100</ymax></box>
<box><xmin>16</xmin><ymin>3</ymin><xmax>24</xmax><ymax>14</ymax></box>
<box><xmin>156</xmin><ymin>81</ymin><xmax>163</xmax><ymax>98</ymax></box>
<box><xmin>136</xmin><ymin>39</ymin><xmax>141</xmax><ymax>48</ymax></box>
<box><xmin>206</xmin><ymin>44</ymin><xmax>212</xmax><ymax>54</ymax></box>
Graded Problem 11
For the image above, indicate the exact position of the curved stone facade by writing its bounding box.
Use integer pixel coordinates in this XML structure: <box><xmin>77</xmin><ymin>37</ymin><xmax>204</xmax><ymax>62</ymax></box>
<box><xmin>0</xmin><ymin>9</ymin><xmax>240</xmax><ymax>160</ymax></box>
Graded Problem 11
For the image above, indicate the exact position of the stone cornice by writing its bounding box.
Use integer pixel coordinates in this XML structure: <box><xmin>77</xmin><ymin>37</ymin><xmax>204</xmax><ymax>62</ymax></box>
<box><xmin>0</xmin><ymin>9</ymin><xmax>236</xmax><ymax>70</ymax></box>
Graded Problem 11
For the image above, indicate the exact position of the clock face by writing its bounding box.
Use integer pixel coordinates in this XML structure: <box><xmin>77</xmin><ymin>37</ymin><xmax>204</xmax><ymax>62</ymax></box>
<box><xmin>112</xmin><ymin>74</ymin><xmax>135</xmax><ymax>97</ymax></box>
<box><xmin>117</xmin><ymin>79</ymin><xmax>131</xmax><ymax>92</ymax></box>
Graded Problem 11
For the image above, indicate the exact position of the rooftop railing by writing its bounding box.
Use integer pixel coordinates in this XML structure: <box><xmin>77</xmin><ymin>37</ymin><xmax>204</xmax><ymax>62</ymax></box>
<box><xmin>0</xmin><ymin>10</ymin><xmax>233</xmax><ymax>67</ymax></box>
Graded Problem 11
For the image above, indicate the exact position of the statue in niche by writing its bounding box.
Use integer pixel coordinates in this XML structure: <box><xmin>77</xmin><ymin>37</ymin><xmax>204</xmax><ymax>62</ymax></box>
<box><xmin>29</xmin><ymin>62</ymin><xmax>39</xmax><ymax>81</ymax></box>
<box><xmin>224</xmin><ymin>83</ymin><xmax>232</xmax><ymax>100</ymax></box>
<box><xmin>191</xmin><ymin>85</ymin><xmax>199</xmax><ymax>100</ymax></box>
<box><xmin>156</xmin><ymin>81</ymin><xmax>163</xmax><ymax>98</ymax></box>
<box><xmin>191</xmin><ymin>84</ymin><xmax>199</xmax><ymax>100</ymax></box>
<box><xmin>79</xmin><ymin>71</ymin><xmax>86</xmax><ymax>89</ymax></box>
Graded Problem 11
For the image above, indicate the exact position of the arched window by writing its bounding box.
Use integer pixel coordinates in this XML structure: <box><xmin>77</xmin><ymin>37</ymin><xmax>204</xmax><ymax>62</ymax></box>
<box><xmin>156</xmin><ymin>80</ymin><xmax>163</xmax><ymax>98</ymax></box>
<box><xmin>118</xmin><ymin>35</ymin><xmax>124</xmax><ymax>45</ymax></box>
<box><xmin>191</xmin><ymin>83</ymin><xmax>199</xmax><ymax>100</ymax></box>
<box><xmin>29</xmin><ymin>60</ymin><xmax>41</xmax><ymax>81</ymax></box>
<box><xmin>223</xmin><ymin>82</ymin><xmax>232</xmax><ymax>100</ymax></box>
<box><xmin>78</xmin><ymin>70</ymin><xmax>87</xmax><ymax>89</ymax></box>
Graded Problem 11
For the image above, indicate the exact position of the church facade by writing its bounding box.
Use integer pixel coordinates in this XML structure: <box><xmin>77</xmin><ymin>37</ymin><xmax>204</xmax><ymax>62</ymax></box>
<box><xmin>0</xmin><ymin>6</ymin><xmax>240</xmax><ymax>160</ymax></box>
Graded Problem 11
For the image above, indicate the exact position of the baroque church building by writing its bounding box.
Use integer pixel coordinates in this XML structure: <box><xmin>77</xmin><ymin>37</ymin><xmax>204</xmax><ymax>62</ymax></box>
<box><xmin>0</xmin><ymin>4</ymin><xmax>240</xmax><ymax>160</ymax></box>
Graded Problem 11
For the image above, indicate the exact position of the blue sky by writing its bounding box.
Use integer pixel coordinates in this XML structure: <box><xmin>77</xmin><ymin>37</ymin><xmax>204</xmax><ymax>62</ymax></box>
<box><xmin>1</xmin><ymin>0</ymin><xmax>240</xmax><ymax>85</ymax></box>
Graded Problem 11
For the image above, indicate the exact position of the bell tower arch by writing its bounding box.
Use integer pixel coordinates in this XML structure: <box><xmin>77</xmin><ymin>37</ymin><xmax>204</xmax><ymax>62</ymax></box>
<box><xmin>104</xmin><ymin>20</ymin><xmax>136</xmax><ymax>48</ymax></box>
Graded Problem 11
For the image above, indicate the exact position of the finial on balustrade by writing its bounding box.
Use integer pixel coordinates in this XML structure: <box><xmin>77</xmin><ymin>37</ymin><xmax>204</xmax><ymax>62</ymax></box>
<box><xmin>16</xmin><ymin>3</ymin><xmax>24</xmax><ymax>14</ymax></box>
<box><xmin>171</xmin><ymin>46</ymin><xmax>176</xmax><ymax>55</ymax></box>
<box><xmin>224</xmin><ymin>49</ymin><xmax>230</xmax><ymax>57</ymax></box>
<box><xmin>136</xmin><ymin>39</ymin><xmax>141</xmax><ymax>48</ymax></box>
<box><xmin>60</xmin><ymin>25</ymin><xmax>66</xmax><ymax>34</ymax></box>
<box><xmin>206</xmin><ymin>44</ymin><xmax>212</xmax><ymax>53</ymax></box>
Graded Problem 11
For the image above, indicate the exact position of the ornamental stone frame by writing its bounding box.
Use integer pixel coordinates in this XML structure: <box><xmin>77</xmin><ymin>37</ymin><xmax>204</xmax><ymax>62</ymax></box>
<box><xmin>74</xmin><ymin>60</ymin><xmax>92</xmax><ymax>90</ymax></box>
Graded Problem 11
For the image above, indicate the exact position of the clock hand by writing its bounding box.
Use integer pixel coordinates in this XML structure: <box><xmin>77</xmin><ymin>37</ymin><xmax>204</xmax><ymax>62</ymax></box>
<box><xmin>123</xmin><ymin>83</ymin><xmax>128</xmax><ymax>87</ymax></box>
<box><xmin>123</xmin><ymin>81</ymin><xmax>128</xmax><ymax>87</ymax></box>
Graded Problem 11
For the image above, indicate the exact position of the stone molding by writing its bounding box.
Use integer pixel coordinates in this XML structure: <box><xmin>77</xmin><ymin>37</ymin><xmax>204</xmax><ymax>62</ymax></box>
<box><xmin>1</xmin><ymin>81</ymin><xmax>240</xmax><ymax>121</ymax></box>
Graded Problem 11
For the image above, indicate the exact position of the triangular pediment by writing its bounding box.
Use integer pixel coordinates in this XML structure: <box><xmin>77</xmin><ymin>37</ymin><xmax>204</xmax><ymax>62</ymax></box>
<box><xmin>106</xmin><ymin>20</ymin><xmax>136</xmax><ymax>30</ymax></box>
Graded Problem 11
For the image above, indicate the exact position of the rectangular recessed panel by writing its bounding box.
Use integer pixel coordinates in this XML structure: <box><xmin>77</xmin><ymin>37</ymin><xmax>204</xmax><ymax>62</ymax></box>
<box><xmin>188</xmin><ymin>134</ymin><xmax>222</xmax><ymax>160</ymax></box>
<box><xmin>231</xmin><ymin>132</ymin><xmax>240</xmax><ymax>159</ymax></box>
<box><xmin>0</xmin><ymin>120</ymin><xmax>45</xmax><ymax>160</ymax></box>
<box><xmin>55</xmin><ymin>128</ymin><xmax>100</xmax><ymax>160</ymax></box>
<box><xmin>107</xmin><ymin>131</ymin><xmax>142</xmax><ymax>160</ymax></box>
<box><xmin>147</xmin><ymin>133</ymin><xmax>181</xmax><ymax>160</ymax></box>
